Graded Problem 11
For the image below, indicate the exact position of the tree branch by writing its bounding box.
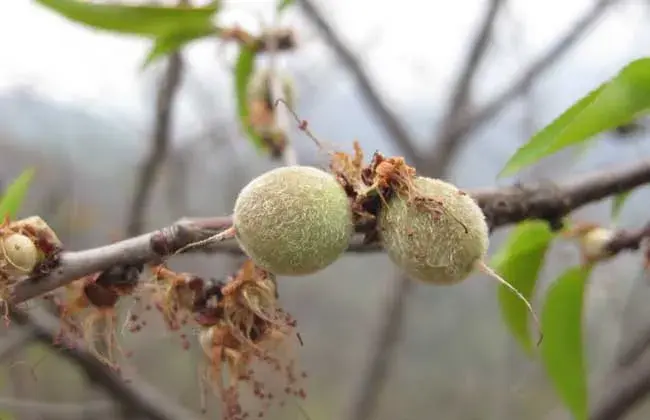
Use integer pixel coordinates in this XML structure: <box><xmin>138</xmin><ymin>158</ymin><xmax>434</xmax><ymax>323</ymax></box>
<box><xmin>7</xmin><ymin>158</ymin><xmax>650</xmax><ymax>306</ymax></box>
<box><xmin>449</xmin><ymin>0</ymin><xmax>620</xmax><ymax>142</ymax></box>
<box><xmin>590</xmin><ymin>350</ymin><xmax>650</xmax><ymax>420</ymax></box>
<box><xmin>295</xmin><ymin>0</ymin><xmax>422</xmax><ymax>166</ymax></box>
<box><xmin>127</xmin><ymin>51</ymin><xmax>184</xmax><ymax>236</ymax></box>
<box><xmin>427</xmin><ymin>0</ymin><xmax>505</xmax><ymax>174</ymax></box>
<box><xmin>9</xmin><ymin>308</ymin><xmax>204</xmax><ymax>420</ymax></box>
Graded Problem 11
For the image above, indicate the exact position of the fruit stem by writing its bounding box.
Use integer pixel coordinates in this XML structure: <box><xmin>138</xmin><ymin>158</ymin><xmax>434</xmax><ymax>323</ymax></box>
<box><xmin>476</xmin><ymin>260</ymin><xmax>544</xmax><ymax>347</ymax></box>
<box><xmin>174</xmin><ymin>226</ymin><xmax>237</xmax><ymax>255</ymax></box>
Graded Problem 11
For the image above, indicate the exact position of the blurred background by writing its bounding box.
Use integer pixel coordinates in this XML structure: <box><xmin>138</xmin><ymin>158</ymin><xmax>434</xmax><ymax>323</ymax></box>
<box><xmin>2</xmin><ymin>0</ymin><xmax>650</xmax><ymax>419</ymax></box>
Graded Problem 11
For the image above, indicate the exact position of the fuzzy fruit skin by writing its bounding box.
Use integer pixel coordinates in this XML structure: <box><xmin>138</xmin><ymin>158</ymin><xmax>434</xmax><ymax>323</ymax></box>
<box><xmin>233</xmin><ymin>166</ymin><xmax>353</xmax><ymax>276</ymax></box>
<box><xmin>1</xmin><ymin>233</ymin><xmax>39</xmax><ymax>277</ymax></box>
<box><xmin>379</xmin><ymin>177</ymin><xmax>489</xmax><ymax>284</ymax></box>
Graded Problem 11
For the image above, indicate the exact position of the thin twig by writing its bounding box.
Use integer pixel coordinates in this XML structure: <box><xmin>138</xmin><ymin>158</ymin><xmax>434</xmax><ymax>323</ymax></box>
<box><xmin>10</xmin><ymin>308</ymin><xmax>204</xmax><ymax>420</ymax></box>
<box><xmin>449</xmin><ymin>0</ymin><xmax>620</xmax><ymax>142</ymax></box>
<box><xmin>127</xmin><ymin>51</ymin><xmax>185</xmax><ymax>236</ymax></box>
<box><xmin>429</xmin><ymin>0</ymin><xmax>506</xmax><ymax>174</ymax></box>
<box><xmin>590</xmin><ymin>349</ymin><xmax>650</xmax><ymax>420</ymax></box>
<box><xmin>295</xmin><ymin>0</ymin><xmax>422</xmax><ymax>166</ymax></box>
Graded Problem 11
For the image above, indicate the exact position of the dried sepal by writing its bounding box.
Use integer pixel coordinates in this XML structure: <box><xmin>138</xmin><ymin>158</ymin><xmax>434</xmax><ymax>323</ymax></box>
<box><xmin>145</xmin><ymin>265</ymin><xmax>205</xmax><ymax>332</ymax></box>
<box><xmin>197</xmin><ymin>260</ymin><xmax>307</xmax><ymax>419</ymax></box>
<box><xmin>53</xmin><ymin>271</ymin><xmax>138</xmax><ymax>370</ymax></box>
<box><xmin>326</xmin><ymin>140</ymin><xmax>426</xmax><ymax>243</ymax></box>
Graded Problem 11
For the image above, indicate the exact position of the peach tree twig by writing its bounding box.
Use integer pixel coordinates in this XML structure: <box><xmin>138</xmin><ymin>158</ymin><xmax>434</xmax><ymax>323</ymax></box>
<box><xmin>449</xmin><ymin>0</ymin><xmax>621</xmax><ymax>142</ymax></box>
<box><xmin>4</xmin><ymin>158</ymin><xmax>649</xmax><ymax>306</ymax></box>
<box><xmin>9</xmin><ymin>308</ymin><xmax>204</xmax><ymax>420</ymax></box>
<box><xmin>127</xmin><ymin>50</ymin><xmax>185</xmax><ymax>237</ymax></box>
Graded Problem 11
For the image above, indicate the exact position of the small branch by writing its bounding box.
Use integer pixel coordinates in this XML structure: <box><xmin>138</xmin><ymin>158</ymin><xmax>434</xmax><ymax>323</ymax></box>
<box><xmin>606</xmin><ymin>223</ymin><xmax>650</xmax><ymax>256</ymax></box>
<box><xmin>9</xmin><ymin>308</ymin><xmax>204</xmax><ymax>420</ymax></box>
<box><xmin>6</xmin><ymin>159</ymin><xmax>650</xmax><ymax>306</ymax></box>
<box><xmin>590</xmin><ymin>350</ymin><xmax>650</xmax><ymax>420</ymax></box>
<box><xmin>127</xmin><ymin>51</ymin><xmax>184</xmax><ymax>236</ymax></box>
<box><xmin>449</xmin><ymin>0</ymin><xmax>620</xmax><ymax>142</ymax></box>
<box><xmin>295</xmin><ymin>0</ymin><xmax>422</xmax><ymax>166</ymax></box>
<box><xmin>427</xmin><ymin>0</ymin><xmax>505</xmax><ymax>176</ymax></box>
<box><xmin>476</xmin><ymin>158</ymin><xmax>650</xmax><ymax>229</ymax></box>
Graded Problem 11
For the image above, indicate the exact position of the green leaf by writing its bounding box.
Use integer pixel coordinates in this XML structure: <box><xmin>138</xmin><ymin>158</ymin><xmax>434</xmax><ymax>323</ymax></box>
<box><xmin>142</xmin><ymin>25</ymin><xmax>216</xmax><ymax>68</ymax></box>
<box><xmin>500</xmin><ymin>58</ymin><xmax>650</xmax><ymax>177</ymax></box>
<box><xmin>494</xmin><ymin>221</ymin><xmax>555</xmax><ymax>354</ymax></box>
<box><xmin>611</xmin><ymin>191</ymin><xmax>632</xmax><ymax>222</ymax></box>
<box><xmin>0</xmin><ymin>168</ymin><xmax>35</xmax><ymax>220</ymax></box>
<box><xmin>540</xmin><ymin>265</ymin><xmax>592</xmax><ymax>420</ymax></box>
<box><xmin>277</xmin><ymin>0</ymin><xmax>294</xmax><ymax>12</ymax></box>
<box><xmin>35</xmin><ymin>0</ymin><xmax>219</xmax><ymax>38</ymax></box>
<box><xmin>234</xmin><ymin>45</ymin><xmax>265</xmax><ymax>150</ymax></box>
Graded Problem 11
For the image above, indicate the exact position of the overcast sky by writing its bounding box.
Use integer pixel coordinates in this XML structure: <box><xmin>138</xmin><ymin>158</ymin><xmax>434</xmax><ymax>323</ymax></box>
<box><xmin>1</xmin><ymin>0</ymin><xmax>649</xmax><ymax>149</ymax></box>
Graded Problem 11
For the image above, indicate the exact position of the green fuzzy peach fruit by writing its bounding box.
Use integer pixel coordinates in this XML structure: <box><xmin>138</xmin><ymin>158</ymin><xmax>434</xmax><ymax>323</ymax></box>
<box><xmin>233</xmin><ymin>166</ymin><xmax>352</xmax><ymax>276</ymax></box>
<box><xmin>379</xmin><ymin>177</ymin><xmax>489</xmax><ymax>284</ymax></box>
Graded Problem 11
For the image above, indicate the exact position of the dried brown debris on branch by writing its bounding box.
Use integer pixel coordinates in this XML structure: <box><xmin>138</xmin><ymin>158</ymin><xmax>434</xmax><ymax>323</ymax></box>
<box><xmin>195</xmin><ymin>260</ymin><xmax>306</xmax><ymax>420</ymax></box>
<box><xmin>47</xmin><ymin>264</ymin><xmax>143</xmax><ymax>371</ymax></box>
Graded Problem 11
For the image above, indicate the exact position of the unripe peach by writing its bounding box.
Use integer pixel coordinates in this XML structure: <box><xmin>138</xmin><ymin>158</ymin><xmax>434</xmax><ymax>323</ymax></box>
<box><xmin>379</xmin><ymin>177</ymin><xmax>489</xmax><ymax>284</ymax></box>
<box><xmin>379</xmin><ymin>176</ymin><xmax>541</xmax><ymax>343</ymax></box>
<box><xmin>233</xmin><ymin>166</ymin><xmax>353</xmax><ymax>276</ymax></box>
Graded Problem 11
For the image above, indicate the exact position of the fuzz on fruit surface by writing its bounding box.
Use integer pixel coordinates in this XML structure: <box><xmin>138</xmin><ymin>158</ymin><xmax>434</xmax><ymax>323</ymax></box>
<box><xmin>233</xmin><ymin>166</ymin><xmax>353</xmax><ymax>276</ymax></box>
<box><xmin>379</xmin><ymin>176</ymin><xmax>489</xmax><ymax>284</ymax></box>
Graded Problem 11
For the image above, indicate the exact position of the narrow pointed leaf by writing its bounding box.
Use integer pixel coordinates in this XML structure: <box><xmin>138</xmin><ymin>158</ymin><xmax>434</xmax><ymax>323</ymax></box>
<box><xmin>0</xmin><ymin>168</ymin><xmax>35</xmax><ymax>220</ymax></box>
<box><xmin>142</xmin><ymin>26</ymin><xmax>216</xmax><ymax>68</ymax></box>
<box><xmin>540</xmin><ymin>265</ymin><xmax>592</xmax><ymax>420</ymax></box>
<box><xmin>35</xmin><ymin>0</ymin><xmax>218</xmax><ymax>37</ymax></box>
<box><xmin>500</xmin><ymin>58</ymin><xmax>650</xmax><ymax>177</ymax></box>
<box><xmin>234</xmin><ymin>45</ymin><xmax>264</xmax><ymax>150</ymax></box>
<box><xmin>493</xmin><ymin>221</ymin><xmax>555</xmax><ymax>354</ymax></box>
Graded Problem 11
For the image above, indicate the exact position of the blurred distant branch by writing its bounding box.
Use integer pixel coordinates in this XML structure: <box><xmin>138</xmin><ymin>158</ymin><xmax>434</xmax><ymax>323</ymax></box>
<box><xmin>127</xmin><ymin>51</ymin><xmax>185</xmax><ymax>237</ymax></box>
<box><xmin>429</xmin><ymin>0</ymin><xmax>505</xmax><ymax>176</ymax></box>
<box><xmin>591</xmin><ymin>349</ymin><xmax>650</xmax><ymax>420</ymax></box>
<box><xmin>449</xmin><ymin>0</ymin><xmax>620</xmax><ymax>142</ymax></box>
<box><xmin>9</xmin><ymin>308</ymin><xmax>203</xmax><ymax>420</ymax></box>
<box><xmin>295</xmin><ymin>0</ymin><xmax>422</xmax><ymax>166</ymax></box>
<box><xmin>7</xmin><ymin>158</ymin><xmax>650</xmax><ymax>306</ymax></box>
